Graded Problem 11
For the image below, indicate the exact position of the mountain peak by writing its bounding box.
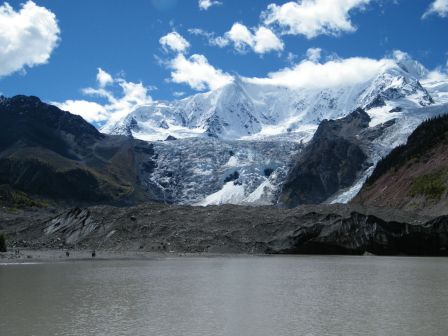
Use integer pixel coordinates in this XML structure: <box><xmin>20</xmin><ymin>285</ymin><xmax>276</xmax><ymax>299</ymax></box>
<box><xmin>0</xmin><ymin>95</ymin><xmax>102</xmax><ymax>152</ymax></box>
<box><xmin>1</xmin><ymin>95</ymin><xmax>42</xmax><ymax>107</ymax></box>
<box><xmin>104</xmin><ymin>57</ymin><xmax>443</xmax><ymax>142</ymax></box>
<box><xmin>393</xmin><ymin>51</ymin><xmax>429</xmax><ymax>79</ymax></box>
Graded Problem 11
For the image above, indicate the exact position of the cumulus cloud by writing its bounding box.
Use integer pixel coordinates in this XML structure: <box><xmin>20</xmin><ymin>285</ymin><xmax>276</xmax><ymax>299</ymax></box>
<box><xmin>225</xmin><ymin>23</ymin><xmax>254</xmax><ymax>52</ymax></box>
<box><xmin>55</xmin><ymin>100</ymin><xmax>108</xmax><ymax>123</ymax></box>
<box><xmin>0</xmin><ymin>1</ymin><xmax>60</xmax><ymax>77</ymax></box>
<box><xmin>198</xmin><ymin>0</ymin><xmax>222</xmax><ymax>10</ymax></box>
<box><xmin>244</xmin><ymin>56</ymin><xmax>393</xmax><ymax>89</ymax></box>
<box><xmin>263</xmin><ymin>0</ymin><xmax>370</xmax><ymax>39</ymax></box>
<box><xmin>189</xmin><ymin>24</ymin><xmax>283</xmax><ymax>55</ymax></box>
<box><xmin>422</xmin><ymin>0</ymin><xmax>448</xmax><ymax>18</ymax></box>
<box><xmin>207</xmin><ymin>23</ymin><xmax>284</xmax><ymax>54</ymax></box>
<box><xmin>159</xmin><ymin>31</ymin><xmax>190</xmax><ymax>53</ymax></box>
<box><xmin>54</xmin><ymin>69</ymin><xmax>153</xmax><ymax>124</ymax></box>
<box><xmin>168</xmin><ymin>53</ymin><xmax>233</xmax><ymax>90</ymax></box>
<box><xmin>251</xmin><ymin>26</ymin><xmax>285</xmax><ymax>54</ymax></box>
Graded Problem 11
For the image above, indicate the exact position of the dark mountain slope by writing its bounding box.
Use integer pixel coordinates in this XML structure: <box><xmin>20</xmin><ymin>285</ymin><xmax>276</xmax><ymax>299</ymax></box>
<box><xmin>280</xmin><ymin>108</ymin><xmax>395</xmax><ymax>207</ymax></box>
<box><xmin>354</xmin><ymin>114</ymin><xmax>448</xmax><ymax>216</ymax></box>
<box><xmin>0</xmin><ymin>95</ymin><xmax>101</xmax><ymax>157</ymax></box>
<box><xmin>0</xmin><ymin>95</ymin><xmax>158</xmax><ymax>205</ymax></box>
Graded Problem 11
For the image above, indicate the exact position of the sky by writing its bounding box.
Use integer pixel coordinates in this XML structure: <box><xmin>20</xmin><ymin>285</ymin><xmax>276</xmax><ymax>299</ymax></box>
<box><xmin>0</xmin><ymin>0</ymin><xmax>448</xmax><ymax>124</ymax></box>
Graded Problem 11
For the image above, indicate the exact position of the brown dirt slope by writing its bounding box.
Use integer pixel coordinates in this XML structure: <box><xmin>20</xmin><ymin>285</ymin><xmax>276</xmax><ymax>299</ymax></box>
<box><xmin>354</xmin><ymin>114</ymin><xmax>448</xmax><ymax>216</ymax></box>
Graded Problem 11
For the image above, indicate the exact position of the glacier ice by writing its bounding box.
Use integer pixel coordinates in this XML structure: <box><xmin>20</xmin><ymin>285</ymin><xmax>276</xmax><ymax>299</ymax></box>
<box><xmin>103</xmin><ymin>57</ymin><xmax>448</xmax><ymax>206</ymax></box>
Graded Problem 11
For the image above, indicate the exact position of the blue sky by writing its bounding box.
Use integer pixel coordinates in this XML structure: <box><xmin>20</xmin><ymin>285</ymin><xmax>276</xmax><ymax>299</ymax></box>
<box><xmin>0</xmin><ymin>0</ymin><xmax>447</xmax><ymax>123</ymax></box>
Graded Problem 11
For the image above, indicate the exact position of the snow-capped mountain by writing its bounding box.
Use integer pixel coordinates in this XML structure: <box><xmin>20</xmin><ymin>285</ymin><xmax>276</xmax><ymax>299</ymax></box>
<box><xmin>102</xmin><ymin>56</ymin><xmax>448</xmax><ymax>206</ymax></box>
<box><xmin>103</xmin><ymin>58</ymin><xmax>433</xmax><ymax>141</ymax></box>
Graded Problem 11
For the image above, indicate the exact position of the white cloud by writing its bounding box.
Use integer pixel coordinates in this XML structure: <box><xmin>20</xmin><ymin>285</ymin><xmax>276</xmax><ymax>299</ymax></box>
<box><xmin>223</xmin><ymin>23</ymin><xmax>284</xmax><ymax>54</ymax></box>
<box><xmin>286</xmin><ymin>52</ymin><xmax>299</xmax><ymax>64</ymax></box>
<box><xmin>189</xmin><ymin>24</ymin><xmax>283</xmax><ymax>54</ymax></box>
<box><xmin>188</xmin><ymin>28</ymin><xmax>208</xmax><ymax>36</ymax></box>
<box><xmin>210</xmin><ymin>36</ymin><xmax>230</xmax><ymax>48</ymax></box>
<box><xmin>421</xmin><ymin>55</ymin><xmax>448</xmax><ymax>82</ymax></box>
<box><xmin>173</xmin><ymin>91</ymin><xmax>186</xmax><ymax>97</ymax></box>
<box><xmin>263</xmin><ymin>0</ymin><xmax>370</xmax><ymax>39</ymax></box>
<box><xmin>188</xmin><ymin>28</ymin><xmax>230</xmax><ymax>47</ymax></box>
<box><xmin>54</xmin><ymin>69</ymin><xmax>153</xmax><ymax>124</ymax></box>
<box><xmin>198</xmin><ymin>0</ymin><xmax>222</xmax><ymax>10</ymax></box>
<box><xmin>55</xmin><ymin>100</ymin><xmax>108</xmax><ymax>123</ymax></box>
<box><xmin>97</xmin><ymin>68</ymin><xmax>114</xmax><ymax>88</ymax></box>
<box><xmin>424</xmin><ymin>69</ymin><xmax>448</xmax><ymax>82</ymax></box>
<box><xmin>0</xmin><ymin>1</ymin><xmax>60</xmax><ymax>77</ymax></box>
<box><xmin>423</xmin><ymin>0</ymin><xmax>448</xmax><ymax>18</ymax></box>
<box><xmin>306</xmin><ymin>47</ymin><xmax>322</xmax><ymax>62</ymax></box>
<box><xmin>168</xmin><ymin>53</ymin><xmax>233</xmax><ymax>90</ymax></box>
<box><xmin>253</xmin><ymin>26</ymin><xmax>284</xmax><ymax>54</ymax></box>
<box><xmin>225</xmin><ymin>23</ymin><xmax>254</xmax><ymax>52</ymax></box>
<box><xmin>159</xmin><ymin>31</ymin><xmax>190</xmax><ymax>53</ymax></box>
<box><xmin>244</xmin><ymin>56</ymin><xmax>393</xmax><ymax>89</ymax></box>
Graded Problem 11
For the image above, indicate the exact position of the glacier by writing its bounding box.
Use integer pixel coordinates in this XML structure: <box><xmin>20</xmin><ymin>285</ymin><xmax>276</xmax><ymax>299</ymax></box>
<box><xmin>102</xmin><ymin>56</ymin><xmax>448</xmax><ymax>206</ymax></box>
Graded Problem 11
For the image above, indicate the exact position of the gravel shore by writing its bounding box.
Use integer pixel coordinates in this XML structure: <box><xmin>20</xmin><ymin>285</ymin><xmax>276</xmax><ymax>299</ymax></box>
<box><xmin>0</xmin><ymin>249</ymin><xmax>194</xmax><ymax>263</ymax></box>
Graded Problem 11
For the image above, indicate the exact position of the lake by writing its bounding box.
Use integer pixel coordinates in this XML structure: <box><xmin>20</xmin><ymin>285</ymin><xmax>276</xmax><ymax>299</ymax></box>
<box><xmin>1</xmin><ymin>256</ymin><xmax>448</xmax><ymax>336</ymax></box>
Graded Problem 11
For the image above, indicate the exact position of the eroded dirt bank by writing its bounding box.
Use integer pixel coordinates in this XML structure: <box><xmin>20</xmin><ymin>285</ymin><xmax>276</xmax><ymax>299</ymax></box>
<box><xmin>1</xmin><ymin>203</ymin><xmax>447</xmax><ymax>256</ymax></box>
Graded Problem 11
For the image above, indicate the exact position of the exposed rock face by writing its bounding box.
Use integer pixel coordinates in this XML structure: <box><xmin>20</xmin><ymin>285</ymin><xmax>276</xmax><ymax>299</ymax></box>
<box><xmin>3</xmin><ymin>203</ymin><xmax>447</xmax><ymax>256</ymax></box>
<box><xmin>276</xmin><ymin>213</ymin><xmax>448</xmax><ymax>255</ymax></box>
<box><xmin>354</xmin><ymin>114</ymin><xmax>448</xmax><ymax>216</ymax></box>
<box><xmin>280</xmin><ymin>109</ymin><xmax>374</xmax><ymax>206</ymax></box>
<box><xmin>0</xmin><ymin>95</ymin><xmax>158</xmax><ymax>205</ymax></box>
<box><xmin>44</xmin><ymin>208</ymin><xmax>95</xmax><ymax>245</ymax></box>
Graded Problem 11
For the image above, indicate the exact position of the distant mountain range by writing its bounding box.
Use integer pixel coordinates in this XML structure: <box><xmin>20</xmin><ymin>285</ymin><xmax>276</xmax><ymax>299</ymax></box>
<box><xmin>102</xmin><ymin>54</ymin><xmax>448</xmax><ymax>206</ymax></box>
<box><xmin>103</xmin><ymin>55</ymin><xmax>437</xmax><ymax>141</ymax></box>
<box><xmin>1</xmin><ymin>54</ymin><xmax>448</xmax><ymax>209</ymax></box>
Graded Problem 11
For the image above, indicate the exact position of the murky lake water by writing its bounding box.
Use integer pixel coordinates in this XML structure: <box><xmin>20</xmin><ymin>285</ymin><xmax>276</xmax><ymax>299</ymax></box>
<box><xmin>1</xmin><ymin>256</ymin><xmax>448</xmax><ymax>336</ymax></box>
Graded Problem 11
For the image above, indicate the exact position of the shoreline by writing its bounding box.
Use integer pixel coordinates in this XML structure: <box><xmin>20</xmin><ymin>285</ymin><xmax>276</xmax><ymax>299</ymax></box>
<box><xmin>0</xmin><ymin>249</ymin><xmax>268</xmax><ymax>263</ymax></box>
<box><xmin>2</xmin><ymin>249</ymin><xmax>448</xmax><ymax>264</ymax></box>
<box><xmin>0</xmin><ymin>249</ymin><xmax>192</xmax><ymax>263</ymax></box>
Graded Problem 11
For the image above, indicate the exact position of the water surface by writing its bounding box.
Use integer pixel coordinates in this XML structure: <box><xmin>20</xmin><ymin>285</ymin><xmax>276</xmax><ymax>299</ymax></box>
<box><xmin>1</xmin><ymin>256</ymin><xmax>448</xmax><ymax>336</ymax></box>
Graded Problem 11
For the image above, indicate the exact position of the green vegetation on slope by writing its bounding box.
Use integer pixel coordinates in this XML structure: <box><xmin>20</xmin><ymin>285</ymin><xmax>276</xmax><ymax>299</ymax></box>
<box><xmin>366</xmin><ymin>114</ymin><xmax>448</xmax><ymax>186</ymax></box>
<box><xmin>0</xmin><ymin>185</ymin><xmax>47</xmax><ymax>209</ymax></box>
<box><xmin>409</xmin><ymin>172</ymin><xmax>446</xmax><ymax>199</ymax></box>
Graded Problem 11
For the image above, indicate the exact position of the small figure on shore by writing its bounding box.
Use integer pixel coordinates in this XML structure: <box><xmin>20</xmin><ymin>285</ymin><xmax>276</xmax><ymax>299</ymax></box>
<box><xmin>92</xmin><ymin>250</ymin><xmax>96</xmax><ymax>258</ymax></box>
<box><xmin>66</xmin><ymin>251</ymin><xmax>70</xmax><ymax>257</ymax></box>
